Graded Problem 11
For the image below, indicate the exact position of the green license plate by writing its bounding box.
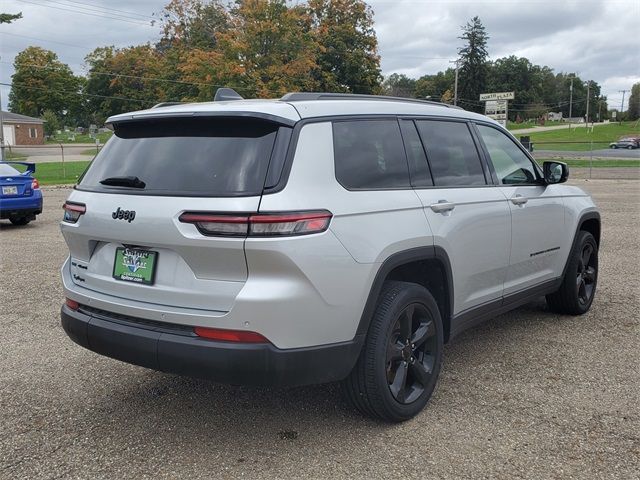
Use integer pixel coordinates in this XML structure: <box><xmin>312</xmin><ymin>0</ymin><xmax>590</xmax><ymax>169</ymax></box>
<box><xmin>112</xmin><ymin>247</ymin><xmax>158</xmax><ymax>285</ymax></box>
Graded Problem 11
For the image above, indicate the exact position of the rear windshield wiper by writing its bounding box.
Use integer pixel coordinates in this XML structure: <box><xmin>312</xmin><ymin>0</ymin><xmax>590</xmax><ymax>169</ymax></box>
<box><xmin>99</xmin><ymin>176</ymin><xmax>146</xmax><ymax>189</ymax></box>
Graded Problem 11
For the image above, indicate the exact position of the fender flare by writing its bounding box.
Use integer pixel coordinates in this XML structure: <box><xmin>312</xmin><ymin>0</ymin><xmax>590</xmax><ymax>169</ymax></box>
<box><xmin>354</xmin><ymin>245</ymin><xmax>454</xmax><ymax>338</ymax></box>
<box><xmin>561</xmin><ymin>211</ymin><xmax>601</xmax><ymax>280</ymax></box>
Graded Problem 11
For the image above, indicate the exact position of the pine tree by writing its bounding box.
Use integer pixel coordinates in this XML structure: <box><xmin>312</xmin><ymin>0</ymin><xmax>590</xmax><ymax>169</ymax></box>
<box><xmin>457</xmin><ymin>16</ymin><xmax>489</xmax><ymax>113</ymax></box>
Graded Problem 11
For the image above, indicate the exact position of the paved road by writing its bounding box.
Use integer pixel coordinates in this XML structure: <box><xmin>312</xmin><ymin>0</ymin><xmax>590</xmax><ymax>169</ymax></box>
<box><xmin>1</xmin><ymin>181</ymin><xmax>638</xmax><ymax>479</ymax></box>
<box><xmin>8</xmin><ymin>144</ymin><xmax>100</xmax><ymax>163</ymax></box>
<box><xmin>533</xmin><ymin>148</ymin><xmax>640</xmax><ymax>159</ymax></box>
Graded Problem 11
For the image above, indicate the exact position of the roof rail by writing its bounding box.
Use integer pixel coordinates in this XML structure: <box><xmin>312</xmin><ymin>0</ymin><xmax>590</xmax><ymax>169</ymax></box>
<box><xmin>151</xmin><ymin>102</ymin><xmax>184</xmax><ymax>109</ymax></box>
<box><xmin>280</xmin><ymin>92</ymin><xmax>462</xmax><ymax>109</ymax></box>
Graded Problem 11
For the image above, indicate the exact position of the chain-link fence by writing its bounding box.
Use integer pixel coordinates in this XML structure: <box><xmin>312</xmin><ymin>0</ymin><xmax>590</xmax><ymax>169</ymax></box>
<box><xmin>527</xmin><ymin>140</ymin><xmax>640</xmax><ymax>180</ymax></box>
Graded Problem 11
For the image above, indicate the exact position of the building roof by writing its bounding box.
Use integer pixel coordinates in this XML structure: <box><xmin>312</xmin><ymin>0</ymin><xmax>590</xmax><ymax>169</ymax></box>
<box><xmin>0</xmin><ymin>111</ymin><xmax>44</xmax><ymax>124</ymax></box>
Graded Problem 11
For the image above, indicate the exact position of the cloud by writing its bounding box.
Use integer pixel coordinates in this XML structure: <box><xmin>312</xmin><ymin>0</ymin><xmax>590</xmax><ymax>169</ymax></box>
<box><xmin>1</xmin><ymin>0</ymin><xmax>638</xmax><ymax>110</ymax></box>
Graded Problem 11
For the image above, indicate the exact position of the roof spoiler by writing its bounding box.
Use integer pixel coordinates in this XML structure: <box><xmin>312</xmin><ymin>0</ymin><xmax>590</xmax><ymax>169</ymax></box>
<box><xmin>214</xmin><ymin>88</ymin><xmax>244</xmax><ymax>102</ymax></box>
<box><xmin>0</xmin><ymin>161</ymin><xmax>35</xmax><ymax>174</ymax></box>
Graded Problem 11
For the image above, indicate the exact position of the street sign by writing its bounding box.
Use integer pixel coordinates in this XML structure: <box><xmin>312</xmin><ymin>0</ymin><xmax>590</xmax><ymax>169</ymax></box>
<box><xmin>612</xmin><ymin>110</ymin><xmax>617</xmax><ymax>119</ymax></box>
<box><xmin>479</xmin><ymin>91</ymin><xmax>515</xmax><ymax>101</ymax></box>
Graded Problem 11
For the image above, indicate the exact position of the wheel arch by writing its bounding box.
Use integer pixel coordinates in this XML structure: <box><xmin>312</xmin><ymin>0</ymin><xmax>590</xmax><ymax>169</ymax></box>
<box><xmin>355</xmin><ymin>246</ymin><xmax>455</xmax><ymax>343</ymax></box>
<box><xmin>561</xmin><ymin>211</ymin><xmax>601</xmax><ymax>280</ymax></box>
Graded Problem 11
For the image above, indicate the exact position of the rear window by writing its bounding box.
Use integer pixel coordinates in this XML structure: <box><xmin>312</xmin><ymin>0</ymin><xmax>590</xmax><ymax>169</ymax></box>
<box><xmin>78</xmin><ymin>117</ymin><xmax>282</xmax><ymax>196</ymax></box>
<box><xmin>0</xmin><ymin>164</ymin><xmax>20</xmax><ymax>176</ymax></box>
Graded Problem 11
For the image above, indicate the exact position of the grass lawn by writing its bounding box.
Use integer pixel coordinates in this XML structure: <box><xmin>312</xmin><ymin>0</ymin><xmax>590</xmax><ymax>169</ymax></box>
<box><xmin>508</xmin><ymin>120</ymin><xmax>563</xmax><ymax>130</ymax></box>
<box><xmin>34</xmin><ymin>161</ymin><xmax>91</xmax><ymax>185</ymax></box>
<box><xmin>537</xmin><ymin>158</ymin><xmax>640</xmax><ymax>168</ymax></box>
<box><xmin>529</xmin><ymin>122</ymin><xmax>640</xmax><ymax>151</ymax></box>
<box><xmin>46</xmin><ymin>131</ymin><xmax>113</xmax><ymax>145</ymax></box>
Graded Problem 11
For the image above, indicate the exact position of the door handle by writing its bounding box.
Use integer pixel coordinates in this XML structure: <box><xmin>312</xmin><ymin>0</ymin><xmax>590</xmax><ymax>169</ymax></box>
<box><xmin>430</xmin><ymin>200</ymin><xmax>456</xmax><ymax>214</ymax></box>
<box><xmin>510</xmin><ymin>194</ymin><xmax>528</xmax><ymax>206</ymax></box>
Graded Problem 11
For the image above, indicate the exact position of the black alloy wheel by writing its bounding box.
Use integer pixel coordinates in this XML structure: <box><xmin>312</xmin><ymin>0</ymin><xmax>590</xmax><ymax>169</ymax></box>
<box><xmin>386</xmin><ymin>304</ymin><xmax>438</xmax><ymax>404</ymax></box>
<box><xmin>576</xmin><ymin>242</ymin><xmax>597</xmax><ymax>306</ymax></box>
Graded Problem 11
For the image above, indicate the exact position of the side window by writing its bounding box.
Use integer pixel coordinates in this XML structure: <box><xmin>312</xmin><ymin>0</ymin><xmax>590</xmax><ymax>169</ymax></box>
<box><xmin>333</xmin><ymin>120</ymin><xmax>410</xmax><ymax>189</ymax></box>
<box><xmin>415</xmin><ymin>120</ymin><xmax>486</xmax><ymax>186</ymax></box>
<box><xmin>399</xmin><ymin>120</ymin><xmax>433</xmax><ymax>187</ymax></box>
<box><xmin>477</xmin><ymin>124</ymin><xmax>539</xmax><ymax>185</ymax></box>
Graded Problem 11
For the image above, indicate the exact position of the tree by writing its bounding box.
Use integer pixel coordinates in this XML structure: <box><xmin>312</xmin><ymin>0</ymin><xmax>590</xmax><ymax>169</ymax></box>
<box><xmin>84</xmin><ymin>45</ymin><xmax>168</xmax><ymax>121</ymax></box>
<box><xmin>41</xmin><ymin>109</ymin><xmax>60</xmax><ymax>136</ymax></box>
<box><xmin>158</xmin><ymin>0</ymin><xmax>229</xmax><ymax>51</ymax></box>
<box><xmin>0</xmin><ymin>12</ymin><xmax>22</xmax><ymax>23</ymax></box>
<box><xmin>382</xmin><ymin>73</ymin><xmax>416</xmax><ymax>98</ymax></box>
<box><xmin>457</xmin><ymin>16</ymin><xmax>489</xmax><ymax>113</ymax></box>
<box><xmin>628</xmin><ymin>83</ymin><xmax>640</xmax><ymax>121</ymax></box>
<box><xmin>206</xmin><ymin>0</ymin><xmax>321</xmax><ymax>98</ymax></box>
<box><xmin>309</xmin><ymin>0</ymin><xmax>382</xmax><ymax>93</ymax></box>
<box><xmin>415</xmin><ymin>69</ymin><xmax>455</xmax><ymax>100</ymax></box>
<box><xmin>9</xmin><ymin>47</ymin><xmax>84</xmax><ymax>122</ymax></box>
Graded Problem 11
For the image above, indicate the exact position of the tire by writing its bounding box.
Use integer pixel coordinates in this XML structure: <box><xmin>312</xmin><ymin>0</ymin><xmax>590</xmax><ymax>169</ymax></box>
<box><xmin>9</xmin><ymin>217</ymin><xmax>30</xmax><ymax>226</ymax></box>
<box><xmin>610</xmin><ymin>145</ymin><xmax>617</xmax><ymax>149</ymax></box>
<box><xmin>627</xmin><ymin>145</ymin><xmax>634</xmax><ymax>150</ymax></box>
<box><xmin>546</xmin><ymin>231</ymin><xmax>598</xmax><ymax>315</ymax></box>
<box><xmin>342</xmin><ymin>281</ymin><xmax>444</xmax><ymax>422</ymax></box>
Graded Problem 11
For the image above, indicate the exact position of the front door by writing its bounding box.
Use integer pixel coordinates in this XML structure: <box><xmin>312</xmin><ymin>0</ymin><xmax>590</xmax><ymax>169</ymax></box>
<box><xmin>474</xmin><ymin>123</ymin><xmax>565</xmax><ymax>296</ymax></box>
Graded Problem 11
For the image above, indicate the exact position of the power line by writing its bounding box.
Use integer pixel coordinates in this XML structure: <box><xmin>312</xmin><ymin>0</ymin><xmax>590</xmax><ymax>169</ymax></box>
<box><xmin>1</xmin><ymin>32</ymin><xmax>99</xmax><ymax>50</ymax></box>
<box><xmin>45</xmin><ymin>0</ymin><xmax>157</xmax><ymax>21</ymax></box>
<box><xmin>0</xmin><ymin>81</ymin><xmax>156</xmax><ymax>105</ymax></box>
<box><xmin>15</xmin><ymin>0</ymin><xmax>155</xmax><ymax>27</ymax></box>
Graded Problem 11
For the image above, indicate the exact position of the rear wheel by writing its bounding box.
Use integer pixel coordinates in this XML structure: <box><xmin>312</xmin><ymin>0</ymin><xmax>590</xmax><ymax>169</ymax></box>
<box><xmin>342</xmin><ymin>281</ymin><xmax>443</xmax><ymax>422</ymax></box>
<box><xmin>546</xmin><ymin>231</ymin><xmax>598</xmax><ymax>314</ymax></box>
<box><xmin>627</xmin><ymin>145</ymin><xmax>634</xmax><ymax>150</ymax></box>
<box><xmin>610</xmin><ymin>145</ymin><xmax>617</xmax><ymax>149</ymax></box>
<box><xmin>9</xmin><ymin>216</ymin><xmax>31</xmax><ymax>226</ymax></box>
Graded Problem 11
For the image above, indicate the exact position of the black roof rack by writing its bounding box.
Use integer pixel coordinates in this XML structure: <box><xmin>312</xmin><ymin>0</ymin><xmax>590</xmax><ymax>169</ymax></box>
<box><xmin>280</xmin><ymin>92</ymin><xmax>462</xmax><ymax>109</ymax></box>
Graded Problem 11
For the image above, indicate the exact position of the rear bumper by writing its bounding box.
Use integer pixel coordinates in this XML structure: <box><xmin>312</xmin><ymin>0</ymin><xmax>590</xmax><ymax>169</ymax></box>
<box><xmin>0</xmin><ymin>193</ymin><xmax>42</xmax><ymax>219</ymax></box>
<box><xmin>61</xmin><ymin>305</ymin><xmax>364</xmax><ymax>387</ymax></box>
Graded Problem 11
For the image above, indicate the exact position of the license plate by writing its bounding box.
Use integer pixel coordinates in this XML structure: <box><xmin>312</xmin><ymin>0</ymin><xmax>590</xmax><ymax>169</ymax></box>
<box><xmin>112</xmin><ymin>247</ymin><xmax>158</xmax><ymax>285</ymax></box>
<box><xmin>2</xmin><ymin>186</ymin><xmax>18</xmax><ymax>195</ymax></box>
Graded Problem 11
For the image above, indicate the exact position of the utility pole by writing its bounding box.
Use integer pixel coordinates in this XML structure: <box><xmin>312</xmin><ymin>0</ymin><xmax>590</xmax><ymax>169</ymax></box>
<box><xmin>450</xmin><ymin>59</ymin><xmax>460</xmax><ymax>106</ymax></box>
<box><xmin>568</xmin><ymin>76</ymin><xmax>574</xmax><ymax>128</ymax></box>
<box><xmin>619</xmin><ymin>89</ymin><xmax>628</xmax><ymax>124</ymax></box>
<box><xmin>585</xmin><ymin>80</ymin><xmax>590</xmax><ymax>127</ymax></box>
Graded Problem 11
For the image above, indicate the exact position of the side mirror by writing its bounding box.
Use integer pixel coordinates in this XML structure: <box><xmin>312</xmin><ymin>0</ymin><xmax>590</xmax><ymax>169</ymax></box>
<box><xmin>543</xmin><ymin>161</ymin><xmax>569</xmax><ymax>184</ymax></box>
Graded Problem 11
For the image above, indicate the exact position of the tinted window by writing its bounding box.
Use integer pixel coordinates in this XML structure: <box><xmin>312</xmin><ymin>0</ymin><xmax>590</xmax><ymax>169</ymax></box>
<box><xmin>399</xmin><ymin>120</ymin><xmax>433</xmax><ymax>187</ymax></box>
<box><xmin>416</xmin><ymin>120</ymin><xmax>486</xmax><ymax>186</ymax></box>
<box><xmin>333</xmin><ymin>120</ymin><xmax>410</xmax><ymax>189</ymax></box>
<box><xmin>477</xmin><ymin>124</ymin><xmax>539</xmax><ymax>184</ymax></box>
<box><xmin>0</xmin><ymin>164</ymin><xmax>20</xmax><ymax>176</ymax></box>
<box><xmin>78</xmin><ymin>117</ymin><xmax>280</xmax><ymax>196</ymax></box>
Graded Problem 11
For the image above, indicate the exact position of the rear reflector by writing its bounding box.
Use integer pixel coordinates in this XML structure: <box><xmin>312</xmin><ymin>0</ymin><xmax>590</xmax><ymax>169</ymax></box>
<box><xmin>194</xmin><ymin>326</ymin><xmax>269</xmax><ymax>343</ymax></box>
<box><xmin>65</xmin><ymin>298</ymin><xmax>80</xmax><ymax>310</ymax></box>
<box><xmin>31</xmin><ymin>178</ymin><xmax>40</xmax><ymax>190</ymax></box>
<box><xmin>62</xmin><ymin>202</ymin><xmax>86</xmax><ymax>223</ymax></box>
<box><xmin>179</xmin><ymin>211</ymin><xmax>332</xmax><ymax>237</ymax></box>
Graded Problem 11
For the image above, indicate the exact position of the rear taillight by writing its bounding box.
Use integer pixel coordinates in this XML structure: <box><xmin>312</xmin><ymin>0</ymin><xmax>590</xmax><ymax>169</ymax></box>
<box><xmin>194</xmin><ymin>326</ymin><xmax>269</xmax><ymax>343</ymax></box>
<box><xmin>65</xmin><ymin>298</ymin><xmax>80</xmax><ymax>310</ymax></box>
<box><xmin>179</xmin><ymin>211</ymin><xmax>332</xmax><ymax>237</ymax></box>
<box><xmin>31</xmin><ymin>178</ymin><xmax>40</xmax><ymax>189</ymax></box>
<box><xmin>62</xmin><ymin>202</ymin><xmax>86</xmax><ymax>223</ymax></box>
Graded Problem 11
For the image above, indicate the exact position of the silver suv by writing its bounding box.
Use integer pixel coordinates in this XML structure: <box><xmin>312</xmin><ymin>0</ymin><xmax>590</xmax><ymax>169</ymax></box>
<box><xmin>60</xmin><ymin>91</ymin><xmax>600</xmax><ymax>421</ymax></box>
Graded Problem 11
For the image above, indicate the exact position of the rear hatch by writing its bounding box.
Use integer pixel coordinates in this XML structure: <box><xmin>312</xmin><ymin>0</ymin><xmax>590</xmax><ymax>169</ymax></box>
<box><xmin>61</xmin><ymin>114</ymin><xmax>294</xmax><ymax>313</ymax></box>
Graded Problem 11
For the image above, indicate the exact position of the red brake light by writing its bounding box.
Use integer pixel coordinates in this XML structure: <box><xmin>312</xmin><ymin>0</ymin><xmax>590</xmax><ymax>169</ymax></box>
<box><xmin>194</xmin><ymin>326</ymin><xmax>269</xmax><ymax>343</ymax></box>
<box><xmin>179</xmin><ymin>211</ymin><xmax>332</xmax><ymax>237</ymax></box>
<box><xmin>31</xmin><ymin>178</ymin><xmax>40</xmax><ymax>189</ymax></box>
<box><xmin>63</xmin><ymin>202</ymin><xmax>86</xmax><ymax>223</ymax></box>
<box><xmin>65</xmin><ymin>298</ymin><xmax>80</xmax><ymax>310</ymax></box>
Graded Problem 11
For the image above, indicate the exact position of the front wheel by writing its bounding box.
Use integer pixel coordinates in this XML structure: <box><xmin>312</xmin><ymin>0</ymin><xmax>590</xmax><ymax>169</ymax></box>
<box><xmin>342</xmin><ymin>281</ymin><xmax>443</xmax><ymax>422</ymax></box>
<box><xmin>546</xmin><ymin>231</ymin><xmax>598</xmax><ymax>314</ymax></box>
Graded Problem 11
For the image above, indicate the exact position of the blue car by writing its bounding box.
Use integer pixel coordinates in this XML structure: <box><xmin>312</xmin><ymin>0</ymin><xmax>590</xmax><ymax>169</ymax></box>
<box><xmin>0</xmin><ymin>162</ymin><xmax>43</xmax><ymax>225</ymax></box>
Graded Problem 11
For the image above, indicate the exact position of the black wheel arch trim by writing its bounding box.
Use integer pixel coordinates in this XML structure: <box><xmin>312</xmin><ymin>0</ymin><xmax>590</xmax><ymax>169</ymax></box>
<box><xmin>354</xmin><ymin>245</ymin><xmax>454</xmax><ymax>340</ymax></box>
<box><xmin>563</xmin><ymin>211</ymin><xmax>601</xmax><ymax>279</ymax></box>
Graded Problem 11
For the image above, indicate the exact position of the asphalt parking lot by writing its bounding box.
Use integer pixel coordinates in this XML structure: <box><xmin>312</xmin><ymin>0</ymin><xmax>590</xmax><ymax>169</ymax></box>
<box><xmin>1</xmin><ymin>180</ymin><xmax>638</xmax><ymax>479</ymax></box>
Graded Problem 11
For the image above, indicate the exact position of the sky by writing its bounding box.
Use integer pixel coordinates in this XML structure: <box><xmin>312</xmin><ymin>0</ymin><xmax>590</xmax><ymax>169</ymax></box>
<box><xmin>1</xmin><ymin>0</ymin><xmax>639</xmax><ymax>112</ymax></box>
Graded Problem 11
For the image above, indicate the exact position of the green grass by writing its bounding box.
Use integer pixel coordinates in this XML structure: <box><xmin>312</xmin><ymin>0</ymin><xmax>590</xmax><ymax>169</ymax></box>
<box><xmin>508</xmin><ymin>120</ymin><xmax>563</xmax><ymax>130</ymax></box>
<box><xmin>34</xmin><ymin>161</ymin><xmax>91</xmax><ymax>185</ymax></box>
<box><xmin>537</xmin><ymin>158</ymin><xmax>640</xmax><ymax>168</ymax></box>
<box><xmin>46</xmin><ymin>131</ymin><xmax>113</xmax><ymax>145</ymax></box>
<box><xmin>529</xmin><ymin>122</ymin><xmax>640</xmax><ymax>151</ymax></box>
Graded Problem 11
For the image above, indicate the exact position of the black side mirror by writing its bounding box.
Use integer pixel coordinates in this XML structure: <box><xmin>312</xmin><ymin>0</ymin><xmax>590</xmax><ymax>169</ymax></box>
<box><xmin>543</xmin><ymin>161</ymin><xmax>569</xmax><ymax>184</ymax></box>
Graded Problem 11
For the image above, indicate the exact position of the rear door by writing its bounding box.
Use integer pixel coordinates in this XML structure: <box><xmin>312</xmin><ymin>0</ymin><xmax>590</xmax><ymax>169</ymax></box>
<box><xmin>402</xmin><ymin>118</ymin><xmax>511</xmax><ymax>315</ymax></box>
<box><xmin>474</xmin><ymin>123</ymin><xmax>565</xmax><ymax>294</ymax></box>
<box><xmin>61</xmin><ymin>116</ymin><xmax>290</xmax><ymax>313</ymax></box>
